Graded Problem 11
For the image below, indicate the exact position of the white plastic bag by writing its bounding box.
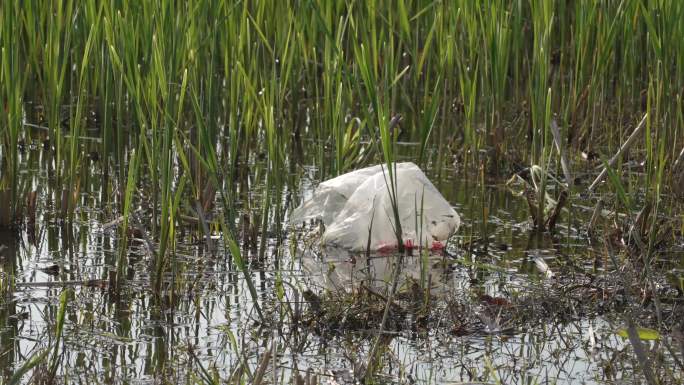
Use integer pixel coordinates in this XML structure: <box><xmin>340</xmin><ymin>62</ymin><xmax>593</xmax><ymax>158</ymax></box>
<box><xmin>290</xmin><ymin>162</ymin><xmax>460</xmax><ymax>251</ymax></box>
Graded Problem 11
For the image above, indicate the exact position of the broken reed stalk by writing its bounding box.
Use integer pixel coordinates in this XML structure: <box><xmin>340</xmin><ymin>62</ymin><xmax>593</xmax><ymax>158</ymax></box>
<box><xmin>545</xmin><ymin>189</ymin><xmax>568</xmax><ymax>231</ymax></box>
<box><xmin>629</xmin><ymin>201</ymin><xmax>653</xmax><ymax>252</ymax></box>
<box><xmin>588</xmin><ymin>114</ymin><xmax>648</xmax><ymax>192</ymax></box>
<box><xmin>673</xmin><ymin>146</ymin><xmax>684</xmax><ymax>198</ymax></box>
<box><xmin>252</xmin><ymin>340</ymin><xmax>274</xmax><ymax>385</ymax></box>
<box><xmin>587</xmin><ymin>198</ymin><xmax>604</xmax><ymax>236</ymax></box>
<box><xmin>523</xmin><ymin>186</ymin><xmax>545</xmax><ymax>230</ymax></box>
<box><xmin>550</xmin><ymin>119</ymin><xmax>573</xmax><ymax>188</ymax></box>
<box><xmin>674</xmin><ymin>145</ymin><xmax>684</xmax><ymax>170</ymax></box>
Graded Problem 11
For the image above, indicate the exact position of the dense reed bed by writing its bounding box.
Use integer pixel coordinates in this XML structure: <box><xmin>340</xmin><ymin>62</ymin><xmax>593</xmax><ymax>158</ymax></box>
<box><xmin>1</xmin><ymin>0</ymin><xmax>682</xmax><ymax>223</ymax></box>
<box><xmin>1</xmin><ymin>1</ymin><xmax>683</xmax><ymax>383</ymax></box>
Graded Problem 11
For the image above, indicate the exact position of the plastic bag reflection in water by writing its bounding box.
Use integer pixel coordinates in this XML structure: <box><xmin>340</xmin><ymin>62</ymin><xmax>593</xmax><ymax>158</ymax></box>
<box><xmin>291</xmin><ymin>162</ymin><xmax>460</xmax><ymax>251</ymax></box>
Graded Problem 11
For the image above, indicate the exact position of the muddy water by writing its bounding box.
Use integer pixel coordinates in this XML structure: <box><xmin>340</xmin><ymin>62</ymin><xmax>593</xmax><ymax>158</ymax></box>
<box><xmin>0</xmin><ymin>136</ymin><xmax>681</xmax><ymax>384</ymax></box>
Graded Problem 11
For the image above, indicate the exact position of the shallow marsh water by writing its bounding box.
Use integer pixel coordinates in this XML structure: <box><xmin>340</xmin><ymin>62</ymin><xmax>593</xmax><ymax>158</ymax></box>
<box><xmin>2</xmin><ymin>1</ymin><xmax>684</xmax><ymax>383</ymax></box>
<box><xmin>2</xmin><ymin>135</ymin><xmax>682</xmax><ymax>384</ymax></box>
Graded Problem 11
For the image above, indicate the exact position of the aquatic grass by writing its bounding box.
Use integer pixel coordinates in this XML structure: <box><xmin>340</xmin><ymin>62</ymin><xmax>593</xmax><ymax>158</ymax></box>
<box><xmin>0</xmin><ymin>1</ymin><xmax>26</xmax><ymax>227</ymax></box>
<box><xmin>0</xmin><ymin>45</ymin><xmax>24</xmax><ymax>228</ymax></box>
<box><xmin>153</xmin><ymin>66</ymin><xmax>190</xmax><ymax>293</ymax></box>
<box><xmin>417</xmin><ymin>79</ymin><xmax>440</xmax><ymax>166</ymax></box>
<box><xmin>602</xmin><ymin>161</ymin><xmax>669</xmax><ymax>384</ymax></box>
<box><xmin>604</xmin><ymin>159</ymin><xmax>633</xmax><ymax>214</ymax></box>
<box><xmin>38</xmin><ymin>0</ymin><xmax>75</xmax><ymax>193</ymax></box>
<box><xmin>351</xmin><ymin>7</ymin><xmax>411</xmax><ymax>249</ymax></box>
<box><xmin>415</xmin><ymin>189</ymin><xmax>431</xmax><ymax>294</ymax></box>
<box><xmin>5</xmin><ymin>2</ymin><xmax>681</xmax><ymax>165</ymax></box>
<box><xmin>8</xmin><ymin>347</ymin><xmax>49</xmax><ymax>385</ymax></box>
<box><xmin>116</xmin><ymin>141</ymin><xmax>141</xmax><ymax>290</ymax></box>
<box><xmin>2</xmin><ymin>3</ymin><xmax>683</xmax><ymax>257</ymax></box>
<box><xmin>4</xmin><ymin>2</ymin><xmax>684</xmax><ymax>381</ymax></box>
<box><xmin>481</xmin><ymin>1</ymin><xmax>513</xmax><ymax>150</ymax></box>
<box><xmin>183</xmin><ymin>86</ymin><xmax>265</xmax><ymax>322</ymax></box>
<box><xmin>5</xmin><ymin>0</ymin><xmax>684</xmax><ymax>221</ymax></box>
<box><xmin>62</xmin><ymin>8</ymin><xmax>100</xmax><ymax>221</ymax></box>
<box><xmin>258</xmin><ymin>101</ymin><xmax>279</xmax><ymax>260</ymax></box>
<box><xmin>454</xmin><ymin>2</ymin><xmax>480</xmax><ymax>150</ymax></box>
<box><xmin>528</xmin><ymin>0</ymin><xmax>553</xmax><ymax>164</ymax></box>
<box><xmin>48</xmin><ymin>288</ymin><xmax>71</xmax><ymax>379</ymax></box>
<box><xmin>8</xmin><ymin>288</ymin><xmax>70</xmax><ymax>385</ymax></box>
<box><xmin>318</xmin><ymin>2</ymin><xmax>349</xmax><ymax>176</ymax></box>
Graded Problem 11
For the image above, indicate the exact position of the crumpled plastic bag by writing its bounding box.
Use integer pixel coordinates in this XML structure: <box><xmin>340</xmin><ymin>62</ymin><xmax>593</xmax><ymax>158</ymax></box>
<box><xmin>290</xmin><ymin>162</ymin><xmax>460</xmax><ymax>251</ymax></box>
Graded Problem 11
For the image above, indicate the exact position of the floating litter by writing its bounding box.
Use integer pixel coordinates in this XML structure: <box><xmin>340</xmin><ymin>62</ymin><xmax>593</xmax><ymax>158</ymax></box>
<box><xmin>290</xmin><ymin>162</ymin><xmax>460</xmax><ymax>251</ymax></box>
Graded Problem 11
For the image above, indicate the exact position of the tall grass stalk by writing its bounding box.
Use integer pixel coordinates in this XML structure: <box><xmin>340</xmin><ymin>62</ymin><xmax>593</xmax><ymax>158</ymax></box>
<box><xmin>116</xmin><ymin>142</ymin><xmax>141</xmax><ymax>290</ymax></box>
<box><xmin>0</xmin><ymin>2</ymin><xmax>26</xmax><ymax>227</ymax></box>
